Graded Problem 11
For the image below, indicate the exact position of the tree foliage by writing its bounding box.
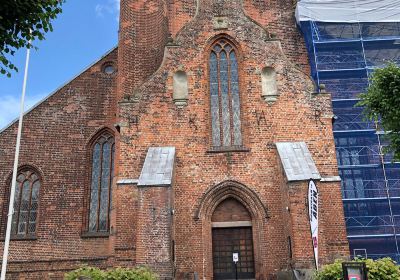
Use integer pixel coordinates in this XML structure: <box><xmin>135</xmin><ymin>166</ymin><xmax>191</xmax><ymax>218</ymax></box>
<box><xmin>357</xmin><ymin>63</ymin><xmax>400</xmax><ymax>161</ymax></box>
<box><xmin>315</xmin><ymin>258</ymin><xmax>400</xmax><ymax>280</ymax></box>
<box><xmin>0</xmin><ymin>0</ymin><xmax>64</xmax><ymax>77</ymax></box>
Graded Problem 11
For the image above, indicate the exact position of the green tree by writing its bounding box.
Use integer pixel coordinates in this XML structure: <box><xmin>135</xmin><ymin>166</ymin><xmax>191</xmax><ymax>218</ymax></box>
<box><xmin>0</xmin><ymin>0</ymin><xmax>64</xmax><ymax>77</ymax></box>
<box><xmin>357</xmin><ymin>62</ymin><xmax>400</xmax><ymax>161</ymax></box>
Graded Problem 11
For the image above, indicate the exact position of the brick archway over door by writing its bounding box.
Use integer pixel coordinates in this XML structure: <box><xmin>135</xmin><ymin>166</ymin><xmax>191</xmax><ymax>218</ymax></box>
<box><xmin>195</xmin><ymin>180</ymin><xmax>269</xmax><ymax>280</ymax></box>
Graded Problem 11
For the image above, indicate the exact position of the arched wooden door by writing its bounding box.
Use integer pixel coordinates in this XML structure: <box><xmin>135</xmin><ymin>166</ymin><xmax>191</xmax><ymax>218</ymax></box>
<box><xmin>211</xmin><ymin>198</ymin><xmax>255</xmax><ymax>279</ymax></box>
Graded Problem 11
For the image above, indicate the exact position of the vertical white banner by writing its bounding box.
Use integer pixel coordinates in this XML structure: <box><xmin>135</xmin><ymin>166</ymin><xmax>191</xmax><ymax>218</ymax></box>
<box><xmin>308</xmin><ymin>180</ymin><xmax>319</xmax><ymax>270</ymax></box>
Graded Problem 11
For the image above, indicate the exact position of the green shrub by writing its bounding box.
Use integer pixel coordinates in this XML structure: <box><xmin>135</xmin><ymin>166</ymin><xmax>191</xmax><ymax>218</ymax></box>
<box><xmin>105</xmin><ymin>267</ymin><xmax>158</xmax><ymax>280</ymax></box>
<box><xmin>315</xmin><ymin>258</ymin><xmax>400</xmax><ymax>280</ymax></box>
<box><xmin>314</xmin><ymin>259</ymin><xmax>343</xmax><ymax>280</ymax></box>
<box><xmin>64</xmin><ymin>266</ymin><xmax>158</xmax><ymax>280</ymax></box>
<box><xmin>364</xmin><ymin>258</ymin><xmax>400</xmax><ymax>280</ymax></box>
<box><xmin>64</xmin><ymin>266</ymin><xmax>106</xmax><ymax>280</ymax></box>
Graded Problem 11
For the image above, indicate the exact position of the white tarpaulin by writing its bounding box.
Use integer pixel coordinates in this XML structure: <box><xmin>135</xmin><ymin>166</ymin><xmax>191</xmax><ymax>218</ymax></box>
<box><xmin>296</xmin><ymin>0</ymin><xmax>400</xmax><ymax>23</ymax></box>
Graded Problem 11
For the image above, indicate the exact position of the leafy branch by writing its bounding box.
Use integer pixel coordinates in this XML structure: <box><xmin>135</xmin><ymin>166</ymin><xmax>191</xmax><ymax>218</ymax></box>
<box><xmin>0</xmin><ymin>0</ymin><xmax>64</xmax><ymax>77</ymax></box>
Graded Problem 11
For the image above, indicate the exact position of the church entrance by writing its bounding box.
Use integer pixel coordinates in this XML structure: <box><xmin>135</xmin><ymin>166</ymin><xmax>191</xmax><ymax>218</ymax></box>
<box><xmin>211</xmin><ymin>198</ymin><xmax>255</xmax><ymax>280</ymax></box>
<box><xmin>212</xmin><ymin>227</ymin><xmax>255</xmax><ymax>279</ymax></box>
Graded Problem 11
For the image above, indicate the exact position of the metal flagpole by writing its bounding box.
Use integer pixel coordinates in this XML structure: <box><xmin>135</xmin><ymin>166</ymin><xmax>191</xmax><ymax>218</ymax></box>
<box><xmin>0</xmin><ymin>43</ymin><xmax>31</xmax><ymax>280</ymax></box>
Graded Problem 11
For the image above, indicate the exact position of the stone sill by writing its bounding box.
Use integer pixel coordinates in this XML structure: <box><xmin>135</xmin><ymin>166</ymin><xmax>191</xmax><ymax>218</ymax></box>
<box><xmin>207</xmin><ymin>146</ymin><xmax>250</xmax><ymax>153</ymax></box>
<box><xmin>81</xmin><ymin>232</ymin><xmax>110</xmax><ymax>239</ymax></box>
<box><xmin>0</xmin><ymin>235</ymin><xmax>37</xmax><ymax>241</ymax></box>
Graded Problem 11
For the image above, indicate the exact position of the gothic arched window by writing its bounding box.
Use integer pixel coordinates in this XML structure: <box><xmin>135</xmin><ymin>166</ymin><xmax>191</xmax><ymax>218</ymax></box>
<box><xmin>11</xmin><ymin>169</ymin><xmax>41</xmax><ymax>236</ymax></box>
<box><xmin>88</xmin><ymin>131</ymin><xmax>115</xmax><ymax>233</ymax></box>
<box><xmin>209</xmin><ymin>38</ymin><xmax>243</xmax><ymax>148</ymax></box>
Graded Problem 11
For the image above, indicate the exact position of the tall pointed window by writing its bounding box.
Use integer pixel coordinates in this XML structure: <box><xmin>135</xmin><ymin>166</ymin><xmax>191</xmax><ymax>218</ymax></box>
<box><xmin>209</xmin><ymin>38</ymin><xmax>243</xmax><ymax>148</ymax></box>
<box><xmin>11</xmin><ymin>169</ymin><xmax>41</xmax><ymax>237</ymax></box>
<box><xmin>88</xmin><ymin>131</ymin><xmax>115</xmax><ymax>233</ymax></box>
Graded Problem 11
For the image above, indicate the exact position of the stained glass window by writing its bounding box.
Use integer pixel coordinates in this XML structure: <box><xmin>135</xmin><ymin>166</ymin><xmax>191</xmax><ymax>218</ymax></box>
<box><xmin>11</xmin><ymin>169</ymin><xmax>41</xmax><ymax>236</ymax></box>
<box><xmin>209</xmin><ymin>39</ymin><xmax>243</xmax><ymax>148</ymax></box>
<box><xmin>88</xmin><ymin>131</ymin><xmax>115</xmax><ymax>233</ymax></box>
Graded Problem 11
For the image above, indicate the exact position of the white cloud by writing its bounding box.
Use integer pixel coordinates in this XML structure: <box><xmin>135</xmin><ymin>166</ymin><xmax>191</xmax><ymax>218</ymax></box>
<box><xmin>95</xmin><ymin>5</ymin><xmax>106</xmax><ymax>17</ymax></box>
<box><xmin>95</xmin><ymin>0</ymin><xmax>120</xmax><ymax>21</ymax></box>
<box><xmin>0</xmin><ymin>93</ymin><xmax>44</xmax><ymax>131</ymax></box>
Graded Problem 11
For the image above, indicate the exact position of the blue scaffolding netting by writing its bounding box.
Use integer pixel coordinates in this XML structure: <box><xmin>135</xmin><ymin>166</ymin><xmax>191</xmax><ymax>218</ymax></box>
<box><xmin>297</xmin><ymin>1</ymin><xmax>400</xmax><ymax>262</ymax></box>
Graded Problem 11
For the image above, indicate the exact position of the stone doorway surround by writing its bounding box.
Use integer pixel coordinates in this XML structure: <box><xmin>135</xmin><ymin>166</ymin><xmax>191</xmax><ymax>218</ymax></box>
<box><xmin>195</xmin><ymin>180</ymin><xmax>269</xmax><ymax>279</ymax></box>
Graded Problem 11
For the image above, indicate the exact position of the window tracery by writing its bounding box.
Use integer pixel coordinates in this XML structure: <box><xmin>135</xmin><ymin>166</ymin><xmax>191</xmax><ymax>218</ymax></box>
<box><xmin>209</xmin><ymin>38</ymin><xmax>243</xmax><ymax>148</ymax></box>
<box><xmin>10</xmin><ymin>169</ymin><xmax>41</xmax><ymax>237</ymax></box>
<box><xmin>88</xmin><ymin>131</ymin><xmax>115</xmax><ymax>233</ymax></box>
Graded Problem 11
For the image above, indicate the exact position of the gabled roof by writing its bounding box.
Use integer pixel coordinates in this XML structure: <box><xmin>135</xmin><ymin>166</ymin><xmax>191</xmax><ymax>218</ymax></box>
<box><xmin>0</xmin><ymin>46</ymin><xmax>117</xmax><ymax>134</ymax></box>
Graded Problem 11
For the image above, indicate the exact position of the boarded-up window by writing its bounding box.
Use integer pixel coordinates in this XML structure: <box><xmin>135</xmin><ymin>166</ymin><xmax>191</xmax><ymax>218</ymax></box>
<box><xmin>173</xmin><ymin>71</ymin><xmax>189</xmax><ymax>107</ymax></box>
<box><xmin>261</xmin><ymin>67</ymin><xmax>278</xmax><ymax>103</ymax></box>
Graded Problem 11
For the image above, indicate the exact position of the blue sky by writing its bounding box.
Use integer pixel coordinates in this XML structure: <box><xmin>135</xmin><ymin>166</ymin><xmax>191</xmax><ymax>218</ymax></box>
<box><xmin>0</xmin><ymin>0</ymin><xmax>120</xmax><ymax>130</ymax></box>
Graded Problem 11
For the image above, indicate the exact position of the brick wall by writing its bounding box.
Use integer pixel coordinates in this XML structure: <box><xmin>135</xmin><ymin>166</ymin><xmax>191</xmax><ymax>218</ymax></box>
<box><xmin>118</xmin><ymin>0</ymin><xmax>169</xmax><ymax>100</ymax></box>
<box><xmin>212</xmin><ymin>198</ymin><xmax>251</xmax><ymax>222</ymax></box>
<box><xmin>116</xmin><ymin>0</ymin><xmax>348</xmax><ymax>278</ymax></box>
<box><xmin>136</xmin><ymin>186</ymin><xmax>173</xmax><ymax>279</ymax></box>
<box><xmin>243</xmin><ymin>0</ymin><xmax>310</xmax><ymax>70</ymax></box>
<box><xmin>0</xmin><ymin>49</ymin><xmax>118</xmax><ymax>279</ymax></box>
<box><xmin>0</xmin><ymin>0</ymin><xmax>349</xmax><ymax>279</ymax></box>
<box><xmin>166</xmin><ymin>0</ymin><xmax>310</xmax><ymax>71</ymax></box>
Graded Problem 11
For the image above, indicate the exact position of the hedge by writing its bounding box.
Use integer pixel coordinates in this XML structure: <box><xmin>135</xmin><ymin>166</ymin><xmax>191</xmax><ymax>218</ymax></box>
<box><xmin>64</xmin><ymin>266</ymin><xmax>158</xmax><ymax>280</ymax></box>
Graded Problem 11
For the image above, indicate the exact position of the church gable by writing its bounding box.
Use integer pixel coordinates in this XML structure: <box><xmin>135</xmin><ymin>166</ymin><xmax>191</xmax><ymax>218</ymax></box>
<box><xmin>0</xmin><ymin>1</ymin><xmax>350</xmax><ymax>279</ymax></box>
<box><xmin>0</xmin><ymin>48</ymin><xmax>118</xmax><ymax>273</ymax></box>
<box><xmin>115</xmin><ymin>1</ymin><xmax>347</xmax><ymax>279</ymax></box>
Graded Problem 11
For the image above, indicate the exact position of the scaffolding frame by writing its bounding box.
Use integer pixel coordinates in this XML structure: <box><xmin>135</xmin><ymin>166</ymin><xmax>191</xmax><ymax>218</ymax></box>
<box><xmin>299</xmin><ymin>20</ymin><xmax>400</xmax><ymax>260</ymax></box>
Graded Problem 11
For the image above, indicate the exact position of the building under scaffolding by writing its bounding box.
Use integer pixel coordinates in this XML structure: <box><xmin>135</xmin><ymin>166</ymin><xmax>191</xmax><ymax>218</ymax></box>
<box><xmin>297</xmin><ymin>0</ymin><xmax>400</xmax><ymax>261</ymax></box>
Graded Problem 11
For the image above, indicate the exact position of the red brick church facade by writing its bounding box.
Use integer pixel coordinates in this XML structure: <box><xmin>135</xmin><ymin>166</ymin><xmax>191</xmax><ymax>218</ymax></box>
<box><xmin>0</xmin><ymin>0</ymin><xmax>349</xmax><ymax>279</ymax></box>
